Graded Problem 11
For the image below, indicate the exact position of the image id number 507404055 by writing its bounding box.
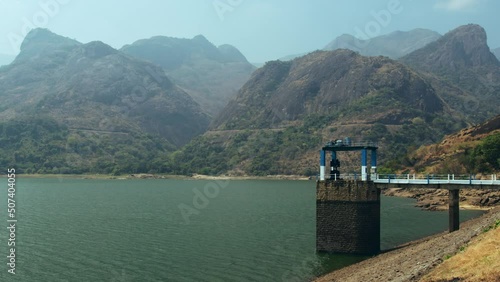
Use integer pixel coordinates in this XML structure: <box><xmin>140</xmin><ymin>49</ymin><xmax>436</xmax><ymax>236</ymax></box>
<box><xmin>7</xmin><ymin>168</ymin><xmax>16</xmax><ymax>275</ymax></box>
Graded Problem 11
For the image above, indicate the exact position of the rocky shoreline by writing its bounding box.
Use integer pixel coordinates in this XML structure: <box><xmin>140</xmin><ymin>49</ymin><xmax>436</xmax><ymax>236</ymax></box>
<box><xmin>11</xmin><ymin>173</ymin><xmax>312</xmax><ymax>181</ymax></box>
<box><xmin>314</xmin><ymin>206</ymin><xmax>500</xmax><ymax>282</ymax></box>
<box><xmin>383</xmin><ymin>188</ymin><xmax>500</xmax><ymax>211</ymax></box>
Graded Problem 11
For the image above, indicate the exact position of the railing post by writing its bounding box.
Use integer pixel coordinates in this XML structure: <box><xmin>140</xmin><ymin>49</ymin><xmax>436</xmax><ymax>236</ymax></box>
<box><xmin>413</xmin><ymin>174</ymin><xmax>416</xmax><ymax>180</ymax></box>
<box><xmin>427</xmin><ymin>174</ymin><xmax>430</xmax><ymax>185</ymax></box>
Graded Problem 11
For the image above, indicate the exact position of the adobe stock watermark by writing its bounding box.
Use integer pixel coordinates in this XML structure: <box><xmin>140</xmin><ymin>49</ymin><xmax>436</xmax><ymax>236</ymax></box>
<box><xmin>178</xmin><ymin>179</ymin><xmax>230</xmax><ymax>224</ymax></box>
<box><xmin>7</xmin><ymin>0</ymin><xmax>72</xmax><ymax>54</ymax></box>
<box><xmin>349</xmin><ymin>0</ymin><xmax>409</xmax><ymax>49</ymax></box>
<box><xmin>213</xmin><ymin>0</ymin><xmax>244</xmax><ymax>21</ymax></box>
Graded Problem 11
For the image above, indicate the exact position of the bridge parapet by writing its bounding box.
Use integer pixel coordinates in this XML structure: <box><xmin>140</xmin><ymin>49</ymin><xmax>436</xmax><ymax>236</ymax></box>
<box><xmin>372</xmin><ymin>174</ymin><xmax>500</xmax><ymax>189</ymax></box>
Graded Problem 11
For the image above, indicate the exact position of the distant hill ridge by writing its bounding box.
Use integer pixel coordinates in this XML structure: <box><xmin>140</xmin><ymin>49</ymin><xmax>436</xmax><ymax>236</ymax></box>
<box><xmin>121</xmin><ymin>35</ymin><xmax>256</xmax><ymax>116</ymax></box>
<box><xmin>280</xmin><ymin>28</ymin><xmax>441</xmax><ymax>61</ymax></box>
<box><xmin>324</xmin><ymin>28</ymin><xmax>441</xmax><ymax>59</ymax></box>
<box><xmin>0</xmin><ymin>28</ymin><xmax>209</xmax><ymax>174</ymax></box>
<box><xmin>122</xmin><ymin>34</ymin><xmax>249</xmax><ymax>70</ymax></box>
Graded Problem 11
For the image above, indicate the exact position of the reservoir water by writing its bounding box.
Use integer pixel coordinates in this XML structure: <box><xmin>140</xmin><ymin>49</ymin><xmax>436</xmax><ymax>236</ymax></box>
<box><xmin>0</xmin><ymin>178</ymin><xmax>484</xmax><ymax>281</ymax></box>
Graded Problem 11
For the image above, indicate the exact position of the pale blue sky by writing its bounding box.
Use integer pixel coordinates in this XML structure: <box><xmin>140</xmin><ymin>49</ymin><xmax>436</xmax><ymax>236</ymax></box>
<box><xmin>0</xmin><ymin>0</ymin><xmax>499</xmax><ymax>63</ymax></box>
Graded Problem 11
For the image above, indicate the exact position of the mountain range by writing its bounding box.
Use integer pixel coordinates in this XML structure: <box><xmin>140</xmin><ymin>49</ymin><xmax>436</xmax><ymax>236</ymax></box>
<box><xmin>121</xmin><ymin>35</ymin><xmax>256</xmax><ymax>116</ymax></box>
<box><xmin>175</xmin><ymin>24</ymin><xmax>500</xmax><ymax>176</ymax></box>
<box><xmin>1</xmin><ymin>24</ymin><xmax>499</xmax><ymax>176</ymax></box>
<box><xmin>0</xmin><ymin>28</ymin><xmax>209</xmax><ymax>174</ymax></box>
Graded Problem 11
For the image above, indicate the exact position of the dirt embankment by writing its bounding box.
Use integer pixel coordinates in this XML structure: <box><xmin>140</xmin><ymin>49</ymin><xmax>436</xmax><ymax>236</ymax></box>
<box><xmin>314</xmin><ymin>207</ymin><xmax>500</xmax><ymax>282</ymax></box>
<box><xmin>420</xmin><ymin>222</ymin><xmax>500</xmax><ymax>282</ymax></box>
<box><xmin>383</xmin><ymin>188</ymin><xmax>500</xmax><ymax>211</ymax></box>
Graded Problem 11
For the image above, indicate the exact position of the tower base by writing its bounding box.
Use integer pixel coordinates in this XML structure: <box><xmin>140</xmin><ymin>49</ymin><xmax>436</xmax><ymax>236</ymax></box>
<box><xmin>316</xmin><ymin>180</ymin><xmax>380</xmax><ymax>255</ymax></box>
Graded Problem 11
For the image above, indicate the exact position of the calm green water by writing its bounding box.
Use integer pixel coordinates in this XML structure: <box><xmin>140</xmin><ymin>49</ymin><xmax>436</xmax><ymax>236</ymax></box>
<box><xmin>0</xmin><ymin>178</ymin><xmax>484</xmax><ymax>281</ymax></box>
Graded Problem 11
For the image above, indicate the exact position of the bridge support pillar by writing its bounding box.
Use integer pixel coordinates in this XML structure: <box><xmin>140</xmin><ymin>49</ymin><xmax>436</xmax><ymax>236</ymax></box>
<box><xmin>449</xmin><ymin>189</ymin><xmax>460</xmax><ymax>232</ymax></box>
<box><xmin>316</xmin><ymin>180</ymin><xmax>380</xmax><ymax>255</ymax></box>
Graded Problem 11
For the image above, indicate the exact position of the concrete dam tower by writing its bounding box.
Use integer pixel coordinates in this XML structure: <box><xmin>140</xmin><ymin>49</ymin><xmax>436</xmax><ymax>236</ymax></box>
<box><xmin>316</xmin><ymin>138</ymin><xmax>380</xmax><ymax>255</ymax></box>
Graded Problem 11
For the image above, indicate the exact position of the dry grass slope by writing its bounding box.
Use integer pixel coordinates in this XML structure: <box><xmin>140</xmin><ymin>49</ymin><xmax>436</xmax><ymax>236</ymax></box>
<box><xmin>420</xmin><ymin>222</ymin><xmax>500</xmax><ymax>282</ymax></box>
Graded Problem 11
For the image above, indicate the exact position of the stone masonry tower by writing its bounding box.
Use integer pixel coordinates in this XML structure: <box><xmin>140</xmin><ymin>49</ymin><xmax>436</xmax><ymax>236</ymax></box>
<box><xmin>316</xmin><ymin>138</ymin><xmax>380</xmax><ymax>255</ymax></box>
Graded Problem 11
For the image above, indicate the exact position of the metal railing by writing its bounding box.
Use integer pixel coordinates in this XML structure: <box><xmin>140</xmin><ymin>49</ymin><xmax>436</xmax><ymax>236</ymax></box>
<box><xmin>373</xmin><ymin>174</ymin><xmax>500</xmax><ymax>186</ymax></box>
<box><xmin>318</xmin><ymin>174</ymin><xmax>500</xmax><ymax>186</ymax></box>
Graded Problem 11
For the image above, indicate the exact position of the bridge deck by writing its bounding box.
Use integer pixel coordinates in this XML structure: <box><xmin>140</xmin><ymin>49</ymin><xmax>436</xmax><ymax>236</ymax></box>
<box><xmin>323</xmin><ymin>174</ymin><xmax>500</xmax><ymax>189</ymax></box>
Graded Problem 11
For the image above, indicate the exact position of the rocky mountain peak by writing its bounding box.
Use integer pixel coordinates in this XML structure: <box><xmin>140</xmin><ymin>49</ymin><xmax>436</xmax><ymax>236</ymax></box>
<box><xmin>402</xmin><ymin>24</ymin><xmax>499</xmax><ymax>70</ymax></box>
<box><xmin>20</xmin><ymin>28</ymin><xmax>80</xmax><ymax>52</ymax></box>
<box><xmin>82</xmin><ymin>41</ymin><xmax>118</xmax><ymax>59</ymax></box>
<box><xmin>324</xmin><ymin>34</ymin><xmax>361</xmax><ymax>52</ymax></box>
<box><xmin>192</xmin><ymin>34</ymin><xmax>211</xmax><ymax>45</ymax></box>
<box><xmin>442</xmin><ymin>24</ymin><xmax>497</xmax><ymax>67</ymax></box>
<box><xmin>218</xmin><ymin>44</ymin><xmax>248</xmax><ymax>63</ymax></box>
<box><xmin>120</xmin><ymin>34</ymin><xmax>255</xmax><ymax>116</ymax></box>
<box><xmin>14</xmin><ymin>28</ymin><xmax>81</xmax><ymax>64</ymax></box>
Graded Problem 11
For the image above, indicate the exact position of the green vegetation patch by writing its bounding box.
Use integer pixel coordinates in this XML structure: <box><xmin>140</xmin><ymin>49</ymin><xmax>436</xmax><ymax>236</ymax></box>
<box><xmin>0</xmin><ymin>116</ymin><xmax>175</xmax><ymax>175</ymax></box>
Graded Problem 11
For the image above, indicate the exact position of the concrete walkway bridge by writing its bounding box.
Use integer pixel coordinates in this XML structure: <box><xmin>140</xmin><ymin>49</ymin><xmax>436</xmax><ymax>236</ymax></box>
<box><xmin>315</xmin><ymin>138</ymin><xmax>500</xmax><ymax>255</ymax></box>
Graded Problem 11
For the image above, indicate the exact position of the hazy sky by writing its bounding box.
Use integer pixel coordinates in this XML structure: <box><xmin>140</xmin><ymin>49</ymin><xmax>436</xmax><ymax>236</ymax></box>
<box><xmin>0</xmin><ymin>0</ymin><xmax>499</xmax><ymax>63</ymax></box>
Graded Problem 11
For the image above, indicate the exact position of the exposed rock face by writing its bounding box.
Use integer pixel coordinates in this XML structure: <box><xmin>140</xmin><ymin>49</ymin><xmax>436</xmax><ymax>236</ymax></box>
<box><xmin>213</xmin><ymin>49</ymin><xmax>444</xmax><ymax>130</ymax></box>
<box><xmin>400</xmin><ymin>24</ymin><xmax>500</xmax><ymax>122</ymax></box>
<box><xmin>401</xmin><ymin>24</ymin><xmax>499</xmax><ymax>71</ymax></box>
